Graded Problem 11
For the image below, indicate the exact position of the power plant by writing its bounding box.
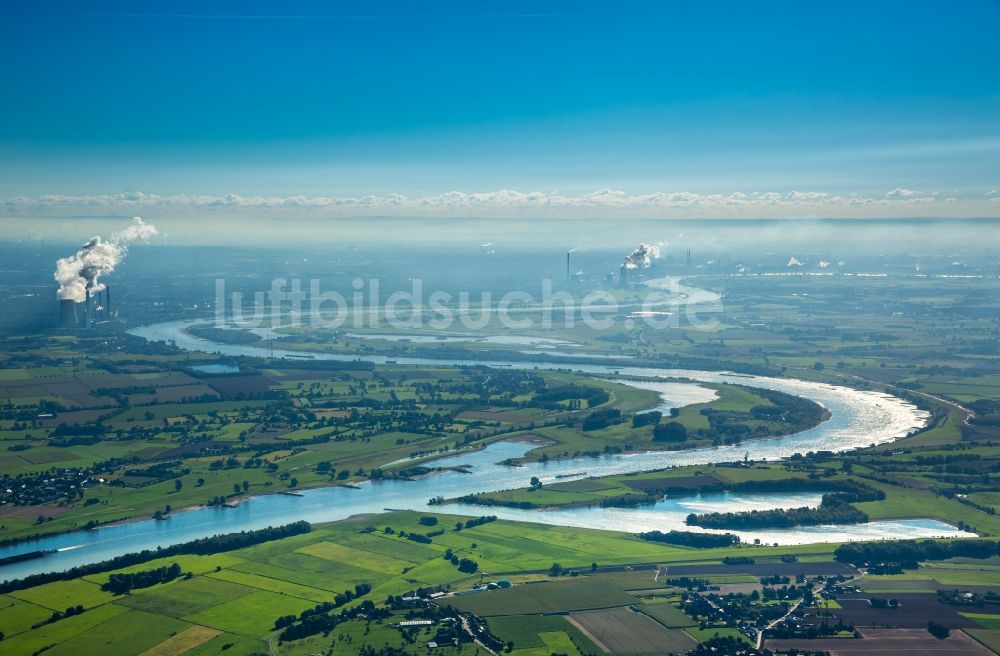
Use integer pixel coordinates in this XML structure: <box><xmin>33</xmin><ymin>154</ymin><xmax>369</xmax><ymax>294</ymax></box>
<box><xmin>58</xmin><ymin>286</ymin><xmax>114</xmax><ymax>330</ymax></box>
<box><xmin>618</xmin><ymin>242</ymin><xmax>663</xmax><ymax>287</ymax></box>
<box><xmin>563</xmin><ymin>241</ymin><xmax>668</xmax><ymax>288</ymax></box>
<box><xmin>51</xmin><ymin>217</ymin><xmax>157</xmax><ymax>331</ymax></box>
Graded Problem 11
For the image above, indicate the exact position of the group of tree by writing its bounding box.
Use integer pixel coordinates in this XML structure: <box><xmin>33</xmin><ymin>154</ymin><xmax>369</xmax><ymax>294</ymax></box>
<box><xmin>722</xmin><ymin>556</ymin><xmax>755</xmax><ymax>565</ymax></box>
<box><xmin>532</xmin><ymin>384</ymin><xmax>610</xmax><ymax>408</ymax></box>
<box><xmin>443</xmin><ymin>549</ymin><xmax>478</xmax><ymax>573</ymax></box>
<box><xmin>639</xmin><ymin>530</ymin><xmax>740</xmax><ymax>548</ymax></box>
<box><xmin>928</xmin><ymin>620</ymin><xmax>951</xmax><ymax>639</ymax></box>
<box><xmin>455</xmin><ymin>515</ymin><xmax>496</xmax><ymax>530</ymax></box>
<box><xmin>652</xmin><ymin>421</ymin><xmax>688</xmax><ymax>442</ymax></box>
<box><xmin>631</xmin><ymin>410</ymin><xmax>662</xmax><ymax>427</ymax></box>
<box><xmin>581</xmin><ymin>408</ymin><xmax>622</xmax><ymax>431</ymax></box>
<box><xmin>276</xmin><ymin>597</ymin><xmax>388</xmax><ymax>642</ymax></box>
<box><xmin>599</xmin><ymin>493</ymin><xmax>658</xmax><ymax>508</ymax></box>
<box><xmin>453</xmin><ymin>493</ymin><xmax>535</xmax><ymax>510</ymax></box>
<box><xmin>102</xmin><ymin>563</ymin><xmax>184</xmax><ymax>595</ymax></box>
<box><xmin>274</xmin><ymin>583</ymin><xmax>373</xmax><ymax>632</ymax></box>
<box><xmin>31</xmin><ymin>604</ymin><xmax>85</xmax><ymax>629</ymax></box>
<box><xmin>404</xmin><ymin>532</ymin><xmax>433</xmax><ymax>544</ymax></box>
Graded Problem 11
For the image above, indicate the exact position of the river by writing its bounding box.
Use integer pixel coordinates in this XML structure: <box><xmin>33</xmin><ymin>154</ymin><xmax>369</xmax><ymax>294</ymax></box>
<box><xmin>0</xmin><ymin>313</ymin><xmax>972</xmax><ymax>582</ymax></box>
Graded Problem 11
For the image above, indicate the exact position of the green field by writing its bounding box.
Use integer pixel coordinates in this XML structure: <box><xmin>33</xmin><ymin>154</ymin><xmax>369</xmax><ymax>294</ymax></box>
<box><xmin>448</xmin><ymin>577</ymin><xmax>637</xmax><ymax>616</ymax></box>
<box><xmin>0</xmin><ymin>511</ymin><xmax>852</xmax><ymax>655</ymax></box>
<box><xmin>636</xmin><ymin>599</ymin><xmax>698</xmax><ymax>627</ymax></box>
<box><xmin>485</xmin><ymin>615</ymin><xmax>602</xmax><ymax>655</ymax></box>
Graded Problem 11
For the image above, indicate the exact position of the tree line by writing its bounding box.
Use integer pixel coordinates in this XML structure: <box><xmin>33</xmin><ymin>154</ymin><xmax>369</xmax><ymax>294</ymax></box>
<box><xmin>639</xmin><ymin>530</ymin><xmax>740</xmax><ymax>548</ymax></box>
<box><xmin>684</xmin><ymin>478</ymin><xmax>883</xmax><ymax>529</ymax></box>
<box><xmin>0</xmin><ymin>521</ymin><xmax>310</xmax><ymax>594</ymax></box>
<box><xmin>687</xmin><ymin>496</ymin><xmax>869</xmax><ymax>529</ymax></box>
<box><xmin>834</xmin><ymin>538</ymin><xmax>1000</xmax><ymax>570</ymax></box>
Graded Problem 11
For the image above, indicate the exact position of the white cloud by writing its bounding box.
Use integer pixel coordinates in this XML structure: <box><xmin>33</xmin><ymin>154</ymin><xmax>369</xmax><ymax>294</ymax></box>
<box><xmin>787</xmin><ymin>191</ymin><xmax>828</xmax><ymax>201</ymax></box>
<box><xmin>886</xmin><ymin>188</ymin><xmax>922</xmax><ymax>198</ymax></box>
<box><xmin>3</xmin><ymin>187</ymin><xmax>996</xmax><ymax>219</ymax></box>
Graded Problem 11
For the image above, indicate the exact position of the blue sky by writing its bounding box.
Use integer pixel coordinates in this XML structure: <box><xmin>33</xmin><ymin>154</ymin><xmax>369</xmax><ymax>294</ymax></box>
<box><xmin>2</xmin><ymin>0</ymin><xmax>999</xmax><ymax>218</ymax></box>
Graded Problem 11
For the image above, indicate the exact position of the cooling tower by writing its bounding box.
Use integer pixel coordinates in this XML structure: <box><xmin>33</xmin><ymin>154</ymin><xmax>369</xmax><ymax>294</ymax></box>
<box><xmin>58</xmin><ymin>299</ymin><xmax>79</xmax><ymax>329</ymax></box>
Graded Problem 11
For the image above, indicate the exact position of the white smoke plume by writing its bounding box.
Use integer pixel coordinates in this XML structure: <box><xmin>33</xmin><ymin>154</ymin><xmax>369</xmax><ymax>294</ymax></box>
<box><xmin>622</xmin><ymin>243</ymin><xmax>661</xmax><ymax>269</ymax></box>
<box><xmin>787</xmin><ymin>256</ymin><xmax>804</xmax><ymax>267</ymax></box>
<box><xmin>818</xmin><ymin>260</ymin><xmax>831</xmax><ymax>268</ymax></box>
<box><xmin>54</xmin><ymin>217</ymin><xmax>158</xmax><ymax>301</ymax></box>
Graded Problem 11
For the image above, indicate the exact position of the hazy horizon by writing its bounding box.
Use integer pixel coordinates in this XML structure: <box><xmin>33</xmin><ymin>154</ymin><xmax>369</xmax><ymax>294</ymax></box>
<box><xmin>3</xmin><ymin>215</ymin><xmax>998</xmax><ymax>256</ymax></box>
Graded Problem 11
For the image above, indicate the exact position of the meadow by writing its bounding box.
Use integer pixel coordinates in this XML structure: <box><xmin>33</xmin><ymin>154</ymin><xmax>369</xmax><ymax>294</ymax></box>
<box><xmin>1</xmin><ymin>510</ymin><xmax>999</xmax><ymax>655</ymax></box>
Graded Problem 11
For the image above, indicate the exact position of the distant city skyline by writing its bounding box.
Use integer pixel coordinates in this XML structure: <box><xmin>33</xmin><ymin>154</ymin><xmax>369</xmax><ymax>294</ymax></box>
<box><xmin>2</xmin><ymin>0</ymin><xmax>999</xmax><ymax>219</ymax></box>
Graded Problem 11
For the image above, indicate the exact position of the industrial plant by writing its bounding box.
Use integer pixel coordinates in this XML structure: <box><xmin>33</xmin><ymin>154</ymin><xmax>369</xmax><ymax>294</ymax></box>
<box><xmin>58</xmin><ymin>286</ymin><xmax>114</xmax><ymax>330</ymax></box>
<box><xmin>53</xmin><ymin>217</ymin><xmax>157</xmax><ymax>331</ymax></box>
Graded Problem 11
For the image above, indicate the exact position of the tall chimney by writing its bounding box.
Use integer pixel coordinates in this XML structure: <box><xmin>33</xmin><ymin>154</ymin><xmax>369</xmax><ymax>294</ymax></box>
<box><xmin>566</xmin><ymin>252</ymin><xmax>571</xmax><ymax>280</ymax></box>
<box><xmin>619</xmin><ymin>264</ymin><xmax>628</xmax><ymax>287</ymax></box>
<box><xmin>105</xmin><ymin>286</ymin><xmax>111</xmax><ymax>318</ymax></box>
<box><xmin>686</xmin><ymin>249</ymin><xmax>692</xmax><ymax>268</ymax></box>
<box><xmin>58</xmin><ymin>299</ymin><xmax>79</xmax><ymax>329</ymax></box>
<box><xmin>82</xmin><ymin>290</ymin><xmax>92</xmax><ymax>329</ymax></box>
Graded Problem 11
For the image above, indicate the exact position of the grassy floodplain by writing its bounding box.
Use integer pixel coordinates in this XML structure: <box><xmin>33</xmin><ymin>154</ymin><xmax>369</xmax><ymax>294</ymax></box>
<box><xmin>2</xmin><ymin>511</ymin><xmax>1000</xmax><ymax>655</ymax></box>
<box><xmin>0</xmin><ymin>510</ymin><xmax>827</xmax><ymax>655</ymax></box>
